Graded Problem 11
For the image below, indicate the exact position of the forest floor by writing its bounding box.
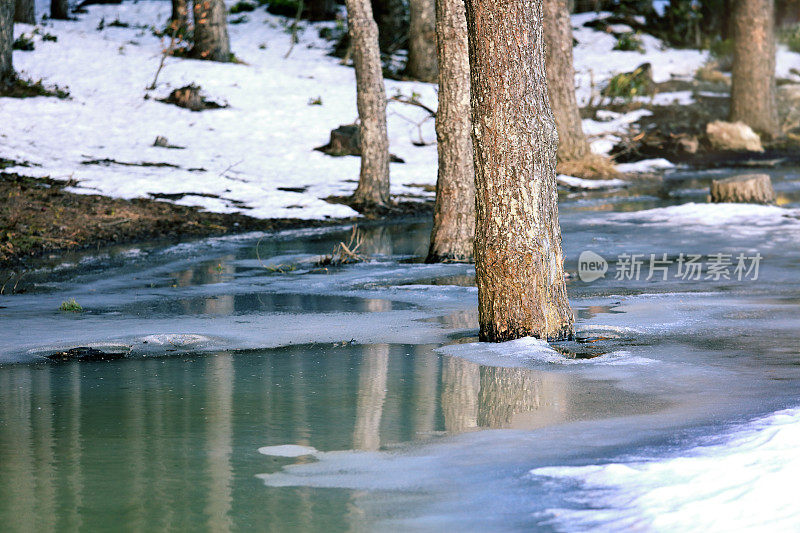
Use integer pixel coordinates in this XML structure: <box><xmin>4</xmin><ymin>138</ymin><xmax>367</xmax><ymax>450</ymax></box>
<box><xmin>2</xmin><ymin>2</ymin><xmax>800</xmax><ymax>265</ymax></box>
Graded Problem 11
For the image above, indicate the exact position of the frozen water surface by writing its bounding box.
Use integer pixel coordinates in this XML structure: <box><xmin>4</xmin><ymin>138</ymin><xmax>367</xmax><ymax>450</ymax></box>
<box><xmin>2</xmin><ymin>168</ymin><xmax>800</xmax><ymax>531</ymax></box>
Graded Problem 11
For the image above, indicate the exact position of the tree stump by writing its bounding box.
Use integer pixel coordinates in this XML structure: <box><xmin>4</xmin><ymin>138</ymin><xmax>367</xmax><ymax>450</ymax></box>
<box><xmin>315</xmin><ymin>125</ymin><xmax>404</xmax><ymax>162</ymax></box>
<box><xmin>159</xmin><ymin>84</ymin><xmax>225</xmax><ymax>112</ymax></box>
<box><xmin>710</xmin><ymin>173</ymin><xmax>775</xmax><ymax>204</ymax></box>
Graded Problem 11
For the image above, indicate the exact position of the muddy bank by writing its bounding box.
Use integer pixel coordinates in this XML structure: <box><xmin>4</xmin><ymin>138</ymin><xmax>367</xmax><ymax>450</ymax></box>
<box><xmin>0</xmin><ymin>172</ymin><xmax>431</xmax><ymax>268</ymax></box>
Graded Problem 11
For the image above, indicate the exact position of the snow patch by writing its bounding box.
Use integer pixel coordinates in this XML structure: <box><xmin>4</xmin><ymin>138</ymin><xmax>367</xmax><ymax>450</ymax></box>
<box><xmin>531</xmin><ymin>407</ymin><xmax>800</xmax><ymax>532</ymax></box>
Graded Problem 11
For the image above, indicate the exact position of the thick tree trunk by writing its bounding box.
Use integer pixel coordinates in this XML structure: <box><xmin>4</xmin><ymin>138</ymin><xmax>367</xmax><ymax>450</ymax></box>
<box><xmin>190</xmin><ymin>0</ymin><xmax>231</xmax><ymax>62</ymax></box>
<box><xmin>170</xmin><ymin>0</ymin><xmax>188</xmax><ymax>30</ymax></box>
<box><xmin>346</xmin><ymin>0</ymin><xmax>392</xmax><ymax>206</ymax></box>
<box><xmin>14</xmin><ymin>0</ymin><xmax>35</xmax><ymax>24</ymax></box>
<box><xmin>406</xmin><ymin>0</ymin><xmax>438</xmax><ymax>82</ymax></box>
<box><xmin>51</xmin><ymin>0</ymin><xmax>69</xmax><ymax>20</ymax></box>
<box><xmin>0</xmin><ymin>0</ymin><xmax>13</xmax><ymax>88</ymax></box>
<box><xmin>372</xmin><ymin>0</ymin><xmax>408</xmax><ymax>54</ymax></box>
<box><xmin>465</xmin><ymin>0</ymin><xmax>574</xmax><ymax>342</ymax></box>
<box><xmin>543</xmin><ymin>0</ymin><xmax>589</xmax><ymax>162</ymax></box>
<box><xmin>730</xmin><ymin>0</ymin><xmax>779</xmax><ymax>139</ymax></box>
<box><xmin>426</xmin><ymin>0</ymin><xmax>474</xmax><ymax>262</ymax></box>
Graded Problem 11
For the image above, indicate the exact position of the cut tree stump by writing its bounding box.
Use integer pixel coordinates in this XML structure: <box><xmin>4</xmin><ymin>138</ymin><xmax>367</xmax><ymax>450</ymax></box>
<box><xmin>710</xmin><ymin>173</ymin><xmax>775</xmax><ymax>204</ymax></box>
<box><xmin>315</xmin><ymin>124</ymin><xmax>404</xmax><ymax>162</ymax></box>
<box><xmin>158</xmin><ymin>84</ymin><xmax>226</xmax><ymax>112</ymax></box>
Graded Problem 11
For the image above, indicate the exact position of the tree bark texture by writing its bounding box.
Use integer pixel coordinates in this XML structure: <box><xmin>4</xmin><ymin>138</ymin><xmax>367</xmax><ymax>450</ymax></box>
<box><xmin>190</xmin><ymin>0</ymin><xmax>231</xmax><ymax>62</ymax></box>
<box><xmin>346</xmin><ymin>0</ymin><xmax>392</xmax><ymax>206</ymax></box>
<box><xmin>426</xmin><ymin>0</ymin><xmax>475</xmax><ymax>262</ymax></box>
<box><xmin>50</xmin><ymin>0</ymin><xmax>69</xmax><ymax>20</ymax></box>
<box><xmin>14</xmin><ymin>0</ymin><xmax>35</xmax><ymax>24</ymax></box>
<box><xmin>372</xmin><ymin>0</ymin><xmax>408</xmax><ymax>54</ymax></box>
<box><xmin>730</xmin><ymin>0</ymin><xmax>779</xmax><ymax>139</ymax></box>
<box><xmin>543</xmin><ymin>0</ymin><xmax>589</xmax><ymax>162</ymax></box>
<box><xmin>406</xmin><ymin>0</ymin><xmax>438</xmax><ymax>81</ymax></box>
<box><xmin>0</xmin><ymin>0</ymin><xmax>13</xmax><ymax>88</ymax></box>
<box><xmin>464</xmin><ymin>0</ymin><xmax>574</xmax><ymax>342</ymax></box>
<box><xmin>710</xmin><ymin>173</ymin><xmax>776</xmax><ymax>204</ymax></box>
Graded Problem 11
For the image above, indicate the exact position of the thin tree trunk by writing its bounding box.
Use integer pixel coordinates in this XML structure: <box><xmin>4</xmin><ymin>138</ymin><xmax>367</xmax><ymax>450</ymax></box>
<box><xmin>406</xmin><ymin>0</ymin><xmax>437</xmax><ymax>82</ymax></box>
<box><xmin>464</xmin><ymin>0</ymin><xmax>574</xmax><ymax>342</ymax></box>
<box><xmin>0</xmin><ymin>0</ymin><xmax>13</xmax><ymax>89</ymax></box>
<box><xmin>170</xmin><ymin>0</ymin><xmax>188</xmax><ymax>30</ymax></box>
<box><xmin>14</xmin><ymin>0</ymin><xmax>35</xmax><ymax>24</ymax></box>
<box><xmin>543</xmin><ymin>0</ymin><xmax>589</xmax><ymax>162</ymax></box>
<box><xmin>730</xmin><ymin>0</ymin><xmax>779</xmax><ymax>139</ymax></box>
<box><xmin>346</xmin><ymin>0</ymin><xmax>391</xmax><ymax>206</ymax></box>
<box><xmin>190</xmin><ymin>0</ymin><xmax>231</xmax><ymax>62</ymax></box>
<box><xmin>50</xmin><ymin>0</ymin><xmax>69</xmax><ymax>20</ymax></box>
<box><xmin>426</xmin><ymin>0</ymin><xmax>474</xmax><ymax>262</ymax></box>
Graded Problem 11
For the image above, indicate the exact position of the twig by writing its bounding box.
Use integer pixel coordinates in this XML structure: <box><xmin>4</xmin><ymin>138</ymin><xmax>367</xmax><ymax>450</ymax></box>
<box><xmin>147</xmin><ymin>22</ymin><xmax>180</xmax><ymax>91</ymax></box>
<box><xmin>388</xmin><ymin>94</ymin><xmax>437</xmax><ymax>117</ymax></box>
<box><xmin>284</xmin><ymin>0</ymin><xmax>305</xmax><ymax>59</ymax></box>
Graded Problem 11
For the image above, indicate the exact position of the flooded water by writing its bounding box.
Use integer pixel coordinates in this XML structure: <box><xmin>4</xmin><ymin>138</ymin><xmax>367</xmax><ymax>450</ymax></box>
<box><xmin>2</xmin><ymin>167</ymin><xmax>800</xmax><ymax>531</ymax></box>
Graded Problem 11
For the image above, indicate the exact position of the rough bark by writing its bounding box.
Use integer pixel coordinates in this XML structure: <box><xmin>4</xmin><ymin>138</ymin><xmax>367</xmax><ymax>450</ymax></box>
<box><xmin>170</xmin><ymin>0</ymin><xmax>188</xmax><ymax>30</ymax></box>
<box><xmin>346</xmin><ymin>0</ymin><xmax>392</xmax><ymax>206</ymax></box>
<box><xmin>543</xmin><ymin>0</ymin><xmax>589</xmax><ymax>162</ymax></box>
<box><xmin>406</xmin><ymin>0</ymin><xmax>438</xmax><ymax>81</ymax></box>
<box><xmin>0</xmin><ymin>0</ymin><xmax>13</xmax><ymax>88</ymax></box>
<box><xmin>426</xmin><ymin>0</ymin><xmax>474</xmax><ymax>262</ymax></box>
<box><xmin>190</xmin><ymin>0</ymin><xmax>231</xmax><ymax>62</ymax></box>
<box><xmin>50</xmin><ymin>0</ymin><xmax>69</xmax><ymax>20</ymax></box>
<box><xmin>730</xmin><ymin>0</ymin><xmax>779</xmax><ymax>139</ymax></box>
<box><xmin>710</xmin><ymin>174</ymin><xmax>776</xmax><ymax>204</ymax></box>
<box><xmin>465</xmin><ymin>0</ymin><xmax>574</xmax><ymax>342</ymax></box>
<box><xmin>14</xmin><ymin>0</ymin><xmax>35</xmax><ymax>24</ymax></box>
<box><xmin>372</xmin><ymin>0</ymin><xmax>408</xmax><ymax>54</ymax></box>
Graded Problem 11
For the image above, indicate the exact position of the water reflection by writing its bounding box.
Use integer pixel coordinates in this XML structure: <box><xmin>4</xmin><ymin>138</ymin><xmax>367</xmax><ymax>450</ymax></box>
<box><xmin>0</xmin><ymin>345</ymin><xmax>658</xmax><ymax>530</ymax></box>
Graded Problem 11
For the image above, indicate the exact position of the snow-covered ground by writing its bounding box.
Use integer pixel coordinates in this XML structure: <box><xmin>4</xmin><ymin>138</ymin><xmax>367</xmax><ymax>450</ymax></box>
<box><xmin>2</xmin><ymin>1</ymin><xmax>799</xmax><ymax>220</ymax></box>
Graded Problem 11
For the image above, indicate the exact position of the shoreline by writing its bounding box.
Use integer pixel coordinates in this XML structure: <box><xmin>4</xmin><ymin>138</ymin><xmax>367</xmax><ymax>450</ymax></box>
<box><xmin>0</xmin><ymin>172</ymin><xmax>432</xmax><ymax>270</ymax></box>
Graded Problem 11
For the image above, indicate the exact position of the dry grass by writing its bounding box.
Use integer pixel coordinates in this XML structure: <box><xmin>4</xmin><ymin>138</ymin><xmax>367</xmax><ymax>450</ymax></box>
<box><xmin>557</xmin><ymin>153</ymin><xmax>620</xmax><ymax>180</ymax></box>
<box><xmin>317</xmin><ymin>226</ymin><xmax>367</xmax><ymax>266</ymax></box>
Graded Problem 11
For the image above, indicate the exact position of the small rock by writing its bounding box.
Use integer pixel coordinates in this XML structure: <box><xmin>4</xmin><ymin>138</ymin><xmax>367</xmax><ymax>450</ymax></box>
<box><xmin>153</xmin><ymin>136</ymin><xmax>185</xmax><ymax>149</ymax></box>
<box><xmin>710</xmin><ymin>173</ymin><xmax>775</xmax><ymax>204</ymax></box>
<box><xmin>706</xmin><ymin>121</ymin><xmax>764</xmax><ymax>152</ymax></box>
<box><xmin>676</xmin><ymin>134</ymin><xmax>699</xmax><ymax>154</ymax></box>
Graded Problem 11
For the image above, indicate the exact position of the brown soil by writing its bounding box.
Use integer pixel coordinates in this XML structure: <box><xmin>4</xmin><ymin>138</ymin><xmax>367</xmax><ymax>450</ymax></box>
<box><xmin>0</xmin><ymin>169</ymin><xmax>434</xmax><ymax>268</ymax></box>
<box><xmin>0</xmin><ymin>172</ymin><xmax>351</xmax><ymax>267</ymax></box>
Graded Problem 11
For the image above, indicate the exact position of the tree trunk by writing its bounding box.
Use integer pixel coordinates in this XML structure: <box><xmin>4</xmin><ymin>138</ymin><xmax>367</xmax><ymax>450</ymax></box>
<box><xmin>372</xmin><ymin>0</ymin><xmax>408</xmax><ymax>54</ymax></box>
<box><xmin>730</xmin><ymin>0</ymin><xmax>779</xmax><ymax>139</ymax></box>
<box><xmin>346</xmin><ymin>0</ymin><xmax>392</xmax><ymax>206</ymax></box>
<box><xmin>14</xmin><ymin>0</ymin><xmax>35</xmax><ymax>24</ymax></box>
<box><xmin>543</xmin><ymin>0</ymin><xmax>589</xmax><ymax>162</ymax></box>
<box><xmin>170</xmin><ymin>0</ymin><xmax>188</xmax><ymax>31</ymax></box>
<box><xmin>464</xmin><ymin>0</ymin><xmax>574</xmax><ymax>342</ymax></box>
<box><xmin>426</xmin><ymin>0</ymin><xmax>474</xmax><ymax>262</ymax></box>
<box><xmin>190</xmin><ymin>0</ymin><xmax>232</xmax><ymax>62</ymax></box>
<box><xmin>406</xmin><ymin>0</ymin><xmax>437</xmax><ymax>82</ymax></box>
<box><xmin>51</xmin><ymin>0</ymin><xmax>69</xmax><ymax>20</ymax></box>
<box><xmin>0</xmin><ymin>0</ymin><xmax>13</xmax><ymax>89</ymax></box>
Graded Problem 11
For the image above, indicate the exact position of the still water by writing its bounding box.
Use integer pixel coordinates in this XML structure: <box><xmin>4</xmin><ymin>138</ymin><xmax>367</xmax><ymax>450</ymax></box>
<box><xmin>2</xmin><ymin>168</ymin><xmax>800</xmax><ymax>531</ymax></box>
